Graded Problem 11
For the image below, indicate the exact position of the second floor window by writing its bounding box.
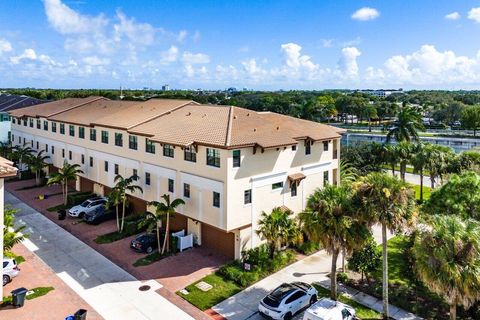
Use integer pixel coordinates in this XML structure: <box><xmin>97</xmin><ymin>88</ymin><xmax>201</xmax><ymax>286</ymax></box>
<box><xmin>90</xmin><ymin>128</ymin><xmax>97</xmax><ymax>141</ymax></box>
<box><xmin>272</xmin><ymin>182</ymin><xmax>283</xmax><ymax>190</ymax></box>
<box><xmin>206</xmin><ymin>148</ymin><xmax>220</xmax><ymax>168</ymax></box>
<box><xmin>43</xmin><ymin>121</ymin><xmax>48</xmax><ymax>131</ymax></box>
<box><xmin>183</xmin><ymin>183</ymin><xmax>190</xmax><ymax>198</ymax></box>
<box><xmin>145</xmin><ymin>139</ymin><xmax>155</xmax><ymax>154</ymax></box>
<box><xmin>51</xmin><ymin>146</ymin><xmax>55</xmax><ymax>154</ymax></box>
<box><xmin>101</xmin><ymin>130</ymin><xmax>109</xmax><ymax>144</ymax></box>
<box><xmin>115</xmin><ymin>133</ymin><xmax>123</xmax><ymax>147</ymax></box>
<box><xmin>60</xmin><ymin>123</ymin><xmax>65</xmax><ymax>134</ymax></box>
<box><xmin>244</xmin><ymin>189</ymin><xmax>252</xmax><ymax>204</ymax></box>
<box><xmin>69</xmin><ymin>125</ymin><xmax>75</xmax><ymax>137</ymax></box>
<box><xmin>213</xmin><ymin>192</ymin><xmax>220</xmax><ymax>208</ymax></box>
<box><xmin>79</xmin><ymin>127</ymin><xmax>85</xmax><ymax>139</ymax></box>
<box><xmin>81</xmin><ymin>154</ymin><xmax>85</xmax><ymax>164</ymax></box>
<box><xmin>145</xmin><ymin>172</ymin><xmax>151</xmax><ymax>185</ymax></box>
<box><xmin>168</xmin><ymin>179</ymin><xmax>174</xmax><ymax>193</ymax></box>
<box><xmin>104</xmin><ymin>161</ymin><xmax>109</xmax><ymax>172</ymax></box>
<box><xmin>291</xmin><ymin>183</ymin><xmax>297</xmax><ymax>197</ymax></box>
<box><xmin>233</xmin><ymin>150</ymin><xmax>241</xmax><ymax>167</ymax></box>
<box><xmin>114</xmin><ymin>164</ymin><xmax>119</xmax><ymax>175</ymax></box>
<box><xmin>89</xmin><ymin>156</ymin><xmax>93</xmax><ymax>167</ymax></box>
<box><xmin>62</xmin><ymin>149</ymin><xmax>65</xmax><ymax>158</ymax></box>
<box><xmin>129</xmin><ymin>135</ymin><xmax>138</xmax><ymax>150</ymax></box>
<box><xmin>184</xmin><ymin>145</ymin><xmax>196</xmax><ymax>162</ymax></box>
<box><xmin>52</xmin><ymin>122</ymin><xmax>57</xmax><ymax>133</ymax></box>
<box><xmin>69</xmin><ymin>150</ymin><xmax>72</xmax><ymax>160</ymax></box>
<box><xmin>323</xmin><ymin>171</ymin><xmax>329</xmax><ymax>184</ymax></box>
<box><xmin>163</xmin><ymin>144</ymin><xmax>174</xmax><ymax>158</ymax></box>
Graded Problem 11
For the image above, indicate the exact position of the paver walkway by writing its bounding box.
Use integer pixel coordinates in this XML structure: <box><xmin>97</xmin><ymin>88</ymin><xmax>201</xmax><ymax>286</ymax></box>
<box><xmin>6</xmin><ymin>191</ymin><xmax>194</xmax><ymax>320</ymax></box>
<box><xmin>212</xmin><ymin>227</ymin><xmax>421</xmax><ymax>320</ymax></box>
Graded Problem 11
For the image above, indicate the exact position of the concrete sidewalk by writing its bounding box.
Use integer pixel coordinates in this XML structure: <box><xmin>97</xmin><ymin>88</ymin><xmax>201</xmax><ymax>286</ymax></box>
<box><xmin>6</xmin><ymin>191</ymin><xmax>194</xmax><ymax>320</ymax></box>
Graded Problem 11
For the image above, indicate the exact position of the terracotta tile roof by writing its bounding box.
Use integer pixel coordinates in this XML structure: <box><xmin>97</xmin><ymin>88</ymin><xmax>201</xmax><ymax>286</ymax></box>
<box><xmin>9</xmin><ymin>96</ymin><xmax>105</xmax><ymax>118</ymax></box>
<box><xmin>0</xmin><ymin>157</ymin><xmax>17</xmax><ymax>178</ymax></box>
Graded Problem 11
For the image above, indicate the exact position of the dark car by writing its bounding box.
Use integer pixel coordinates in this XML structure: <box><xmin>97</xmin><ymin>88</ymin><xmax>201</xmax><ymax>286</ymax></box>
<box><xmin>83</xmin><ymin>206</ymin><xmax>115</xmax><ymax>225</ymax></box>
<box><xmin>130</xmin><ymin>233</ymin><xmax>165</xmax><ymax>254</ymax></box>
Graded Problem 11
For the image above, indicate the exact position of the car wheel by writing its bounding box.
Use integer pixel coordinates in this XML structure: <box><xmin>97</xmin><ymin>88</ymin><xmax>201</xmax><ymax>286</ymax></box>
<box><xmin>283</xmin><ymin>312</ymin><xmax>292</xmax><ymax>320</ymax></box>
<box><xmin>3</xmin><ymin>275</ymin><xmax>10</xmax><ymax>286</ymax></box>
<box><xmin>79</xmin><ymin>212</ymin><xmax>85</xmax><ymax>219</ymax></box>
<box><xmin>310</xmin><ymin>295</ymin><xmax>317</xmax><ymax>305</ymax></box>
<box><xmin>146</xmin><ymin>246</ymin><xmax>153</xmax><ymax>254</ymax></box>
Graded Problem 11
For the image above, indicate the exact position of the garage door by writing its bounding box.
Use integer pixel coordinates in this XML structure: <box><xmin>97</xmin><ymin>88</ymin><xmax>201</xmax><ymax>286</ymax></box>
<box><xmin>201</xmin><ymin>223</ymin><xmax>235</xmax><ymax>260</ymax></box>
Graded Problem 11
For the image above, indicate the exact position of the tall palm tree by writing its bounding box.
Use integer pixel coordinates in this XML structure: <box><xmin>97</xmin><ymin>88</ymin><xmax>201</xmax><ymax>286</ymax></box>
<box><xmin>339</xmin><ymin>159</ymin><xmax>359</xmax><ymax>186</ymax></box>
<box><xmin>412</xmin><ymin>215</ymin><xmax>480</xmax><ymax>320</ymax></box>
<box><xmin>352</xmin><ymin>172</ymin><xmax>416</xmax><ymax>318</ymax></box>
<box><xmin>411</xmin><ymin>143</ymin><xmax>428</xmax><ymax>201</ymax></box>
<box><xmin>384</xmin><ymin>144</ymin><xmax>399</xmax><ymax>175</ymax></box>
<box><xmin>423</xmin><ymin>143</ymin><xmax>454</xmax><ymax>189</ymax></box>
<box><xmin>257</xmin><ymin>207</ymin><xmax>300</xmax><ymax>259</ymax></box>
<box><xmin>300</xmin><ymin>184</ymin><xmax>369</xmax><ymax>300</ymax></box>
<box><xmin>106</xmin><ymin>188</ymin><xmax>122</xmax><ymax>231</ymax></box>
<box><xmin>47</xmin><ymin>161</ymin><xmax>83</xmax><ymax>206</ymax></box>
<box><xmin>11</xmin><ymin>143</ymin><xmax>33</xmax><ymax>179</ymax></box>
<box><xmin>28</xmin><ymin>150</ymin><xmax>50</xmax><ymax>186</ymax></box>
<box><xmin>148</xmin><ymin>194</ymin><xmax>185</xmax><ymax>254</ymax></box>
<box><xmin>111</xmin><ymin>174</ymin><xmax>143</xmax><ymax>232</ymax></box>
<box><xmin>396</xmin><ymin>141</ymin><xmax>414</xmax><ymax>181</ymax></box>
<box><xmin>387</xmin><ymin>106</ymin><xmax>424</xmax><ymax>143</ymax></box>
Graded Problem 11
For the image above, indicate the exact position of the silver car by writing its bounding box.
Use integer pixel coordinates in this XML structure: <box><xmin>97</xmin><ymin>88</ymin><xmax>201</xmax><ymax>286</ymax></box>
<box><xmin>3</xmin><ymin>258</ymin><xmax>20</xmax><ymax>286</ymax></box>
<box><xmin>68</xmin><ymin>197</ymin><xmax>107</xmax><ymax>218</ymax></box>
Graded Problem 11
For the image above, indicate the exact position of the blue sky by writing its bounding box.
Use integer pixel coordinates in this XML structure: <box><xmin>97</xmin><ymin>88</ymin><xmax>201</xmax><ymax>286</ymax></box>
<box><xmin>0</xmin><ymin>0</ymin><xmax>480</xmax><ymax>90</ymax></box>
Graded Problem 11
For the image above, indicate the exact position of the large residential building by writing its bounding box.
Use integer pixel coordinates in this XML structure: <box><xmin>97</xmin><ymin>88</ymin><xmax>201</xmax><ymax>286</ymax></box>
<box><xmin>9</xmin><ymin>97</ymin><xmax>344</xmax><ymax>259</ymax></box>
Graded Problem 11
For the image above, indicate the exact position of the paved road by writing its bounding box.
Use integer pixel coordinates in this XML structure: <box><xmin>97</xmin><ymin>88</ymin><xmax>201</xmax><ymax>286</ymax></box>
<box><xmin>212</xmin><ymin>227</ymin><xmax>420</xmax><ymax>320</ymax></box>
<box><xmin>6</xmin><ymin>191</ymin><xmax>193</xmax><ymax>320</ymax></box>
<box><xmin>388</xmin><ymin>171</ymin><xmax>437</xmax><ymax>188</ymax></box>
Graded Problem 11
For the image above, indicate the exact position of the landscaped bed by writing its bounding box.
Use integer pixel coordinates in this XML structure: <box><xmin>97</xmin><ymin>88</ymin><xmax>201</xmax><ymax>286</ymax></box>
<box><xmin>1</xmin><ymin>287</ymin><xmax>54</xmax><ymax>307</ymax></box>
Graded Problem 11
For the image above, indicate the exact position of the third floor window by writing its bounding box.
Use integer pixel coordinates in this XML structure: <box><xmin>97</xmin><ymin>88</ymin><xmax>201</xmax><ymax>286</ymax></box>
<box><xmin>129</xmin><ymin>135</ymin><xmax>138</xmax><ymax>150</ymax></box>
<box><xmin>60</xmin><ymin>123</ymin><xmax>65</xmax><ymax>134</ymax></box>
<box><xmin>163</xmin><ymin>144</ymin><xmax>174</xmax><ymax>158</ymax></box>
<box><xmin>206</xmin><ymin>148</ymin><xmax>220</xmax><ymax>168</ymax></box>
<box><xmin>184</xmin><ymin>145</ymin><xmax>196</xmax><ymax>162</ymax></box>
<box><xmin>43</xmin><ymin>121</ymin><xmax>48</xmax><ymax>131</ymax></box>
<box><xmin>69</xmin><ymin>125</ymin><xmax>75</xmax><ymax>137</ymax></box>
<box><xmin>52</xmin><ymin>122</ymin><xmax>57</xmax><ymax>133</ymax></box>
<box><xmin>233</xmin><ymin>150</ymin><xmax>241</xmax><ymax>167</ymax></box>
<box><xmin>115</xmin><ymin>133</ymin><xmax>123</xmax><ymax>147</ymax></box>
<box><xmin>36</xmin><ymin>119</ymin><xmax>40</xmax><ymax>129</ymax></box>
<box><xmin>79</xmin><ymin>127</ymin><xmax>85</xmax><ymax>139</ymax></box>
<box><xmin>145</xmin><ymin>139</ymin><xmax>155</xmax><ymax>154</ymax></box>
<box><xmin>90</xmin><ymin>128</ymin><xmax>96</xmax><ymax>141</ymax></box>
<box><xmin>101</xmin><ymin>130</ymin><xmax>109</xmax><ymax>144</ymax></box>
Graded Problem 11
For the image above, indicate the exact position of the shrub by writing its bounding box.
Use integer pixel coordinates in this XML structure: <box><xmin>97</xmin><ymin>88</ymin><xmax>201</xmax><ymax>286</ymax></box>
<box><xmin>336</xmin><ymin>272</ymin><xmax>348</xmax><ymax>283</ymax></box>
<box><xmin>242</xmin><ymin>244</ymin><xmax>270</xmax><ymax>268</ymax></box>
<box><xmin>67</xmin><ymin>192</ymin><xmax>94</xmax><ymax>206</ymax></box>
<box><xmin>348</xmin><ymin>236</ymin><xmax>382</xmax><ymax>282</ymax></box>
<box><xmin>297</xmin><ymin>241</ymin><xmax>320</xmax><ymax>255</ymax></box>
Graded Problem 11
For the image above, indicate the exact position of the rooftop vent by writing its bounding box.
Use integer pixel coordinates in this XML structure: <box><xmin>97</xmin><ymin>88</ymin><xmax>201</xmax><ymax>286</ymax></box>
<box><xmin>276</xmin><ymin>126</ymin><xmax>280</xmax><ymax>130</ymax></box>
<box><xmin>186</xmin><ymin>112</ymin><xmax>191</xmax><ymax>116</ymax></box>
<box><xmin>253</xmin><ymin>128</ymin><xmax>256</xmax><ymax>132</ymax></box>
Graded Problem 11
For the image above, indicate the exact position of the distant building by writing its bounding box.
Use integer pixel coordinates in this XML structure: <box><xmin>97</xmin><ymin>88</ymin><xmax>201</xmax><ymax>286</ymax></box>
<box><xmin>357</xmin><ymin>89</ymin><xmax>404</xmax><ymax>98</ymax></box>
<box><xmin>0</xmin><ymin>94</ymin><xmax>46</xmax><ymax>143</ymax></box>
<box><xmin>162</xmin><ymin>84</ymin><xmax>170</xmax><ymax>91</ymax></box>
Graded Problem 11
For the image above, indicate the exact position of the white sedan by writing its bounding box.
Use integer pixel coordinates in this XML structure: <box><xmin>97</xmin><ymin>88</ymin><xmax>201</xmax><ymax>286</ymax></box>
<box><xmin>258</xmin><ymin>282</ymin><xmax>318</xmax><ymax>320</ymax></box>
<box><xmin>3</xmin><ymin>258</ymin><xmax>20</xmax><ymax>286</ymax></box>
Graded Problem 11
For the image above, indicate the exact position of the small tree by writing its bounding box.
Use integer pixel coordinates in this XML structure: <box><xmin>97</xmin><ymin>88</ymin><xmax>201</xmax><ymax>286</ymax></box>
<box><xmin>28</xmin><ymin>150</ymin><xmax>50</xmax><ymax>186</ymax></box>
<box><xmin>47</xmin><ymin>161</ymin><xmax>83</xmax><ymax>206</ymax></box>
<box><xmin>111</xmin><ymin>174</ymin><xmax>143</xmax><ymax>232</ymax></box>
<box><xmin>347</xmin><ymin>236</ymin><xmax>381</xmax><ymax>282</ymax></box>
<box><xmin>461</xmin><ymin>105</ymin><xmax>480</xmax><ymax>136</ymax></box>
<box><xmin>4</xmin><ymin>206</ymin><xmax>28</xmax><ymax>254</ymax></box>
<box><xmin>10</xmin><ymin>143</ymin><xmax>33</xmax><ymax>179</ymax></box>
<box><xmin>387</xmin><ymin>106</ymin><xmax>424</xmax><ymax>143</ymax></box>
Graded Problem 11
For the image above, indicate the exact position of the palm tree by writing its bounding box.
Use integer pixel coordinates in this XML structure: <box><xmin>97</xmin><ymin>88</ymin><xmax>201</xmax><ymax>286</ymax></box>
<box><xmin>387</xmin><ymin>106</ymin><xmax>424</xmax><ymax>143</ymax></box>
<box><xmin>11</xmin><ymin>143</ymin><xmax>33</xmax><ymax>179</ymax></box>
<box><xmin>111</xmin><ymin>174</ymin><xmax>143</xmax><ymax>232</ymax></box>
<box><xmin>28</xmin><ymin>150</ymin><xmax>50</xmax><ymax>186</ymax></box>
<box><xmin>256</xmin><ymin>207</ymin><xmax>300</xmax><ymax>259</ymax></box>
<box><xmin>3</xmin><ymin>206</ymin><xmax>28</xmax><ymax>254</ymax></box>
<box><xmin>423</xmin><ymin>143</ymin><xmax>454</xmax><ymax>189</ymax></box>
<box><xmin>339</xmin><ymin>159</ymin><xmax>359</xmax><ymax>186</ymax></box>
<box><xmin>47</xmin><ymin>161</ymin><xmax>83</xmax><ymax>206</ymax></box>
<box><xmin>384</xmin><ymin>144</ymin><xmax>399</xmax><ymax>175</ymax></box>
<box><xmin>396</xmin><ymin>141</ymin><xmax>414</xmax><ymax>182</ymax></box>
<box><xmin>148</xmin><ymin>194</ymin><xmax>185</xmax><ymax>254</ymax></box>
<box><xmin>412</xmin><ymin>215</ymin><xmax>480</xmax><ymax>320</ymax></box>
<box><xmin>106</xmin><ymin>188</ymin><xmax>122</xmax><ymax>231</ymax></box>
<box><xmin>299</xmin><ymin>184</ymin><xmax>369</xmax><ymax>300</ymax></box>
<box><xmin>411</xmin><ymin>143</ymin><xmax>428</xmax><ymax>201</ymax></box>
<box><xmin>352</xmin><ymin>172</ymin><xmax>416</xmax><ymax>318</ymax></box>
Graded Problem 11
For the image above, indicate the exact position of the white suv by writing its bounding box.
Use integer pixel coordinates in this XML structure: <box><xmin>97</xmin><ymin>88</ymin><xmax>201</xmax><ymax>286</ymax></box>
<box><xmin>303</xmin><ymin>297</ymin><xmax>356</xmax><ymax>320</ymax></box>
<box><xmin>68</xmin><ymin>197</ymin><xmax>107</xmax><ymax>218</ymax></box>
<box><xmin>3</xmin><ymin>258</ymin><xmax>20</xmax><ymax>286</ymax></box>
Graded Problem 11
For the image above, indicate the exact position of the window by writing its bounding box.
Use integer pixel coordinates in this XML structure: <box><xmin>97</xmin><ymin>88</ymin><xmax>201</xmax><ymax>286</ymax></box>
<box><xmin>69</xmin><ymin>125</ymin><xmax>75</xmax><ymax>136</ymax></box>
<box><xmin>89</xmin><ymin>156</ymin><xmax>93</xmax><ymax>167</ymax></box>
<box><xmin>286</xmin><ymin>291</ymin><xmax>306</xmax><ymax>304</ymax></box>
<box><xmin>129</xmin><ymin>135</ymin><xmax>138</xmax><ymax>150</ymax></box>
<box><xmin>79</xmin><ymin>127</ymin><xmax>85</xmax><ymax>139</ymax></box>
<box><xmin>323</xmin><ymin>141</ymin><xmax>329</xmax><ymax>151</ymax></box>
<box><xmin>292</xmin><ymin>145</ymin><xmax>297</xmax><ymax>151</ymax></box>
<box><xmin>81</xmin><ymin>154</ymin><xmax>85</xmax><ymax>164</ymax></box>
<box><xmin>52</xmin><ymin>122</ymin><xmax>57</xmax><ymax>133</ymax></box>
<box><xmin>29</xmin><ymin>118</ymin><xmax>33</xmax><ymax>127</ymax></box>
<box><xmin>17</xmin><ymin>136</ymin><xmax>20</xmax><ymax>144</ymax></box>
<box><xmin>43</xmin><ymin>121</ymin><xmax>48</xmax><ymax>131</ymax></box>
<box><xmin>31</xmin><ymin>139</ymin><xmax>33</xmax><ymax>147</ymax></box>
<box><xmin>244</xmin><ymin>189</ymin><xmax>252</xmax><ymax>204</ymax></box>
<box><xmin>60</xmin><ymin>123</ymin><xmax>65</xmax><ymax>134</ymax></box>
<box><xmin>183</xmin><ymin>183</ymin><xmax>190</xmax><ymax>198</ymax></box>
<box><xmin>69</xmin><ymin>150</ymin><xmax>72</xmax><ymax>160</ymax></box>
<box><xmin>163</xmin><ymin>144</ymin><xmax>174</xmax><ymax>158</ymax></box>
<box><xmin>305</xmin><ymin>141</ymin><xmax>311</xmax><ymax>155</ymax></box>
<box><xmin>184</xmin><ymin>145</ymin><xmax>196</xmax><ymax>162</ymax></box>
<box><xmin>36</xmin><ymin>141</ymin><xmax>39</xmax><ymax>149</ymax></box>
<box><xmin>51</xmin><ymin>146</ymin><xmax>55</xmax><ymax>154</ymax></box>
<box><xmin>36</xmin><ymin>119</ymin><xmax>40</xmax><ymax>129</ymax></box>
<box><xmin>12</xmin><ymin>118</ymin><xmax>15</xmax><ymax>124</ymax></box>
<box><xmin>206</xmin><ymin>148</ymin><xmax>220</xmax><ymax>167</ymax></box>
<box><xmin>213</xmin><ymin>192</ymin><xmax>220</xmax><ymax>208</ymax></box>
<box><xmin>168</xmin><ymin>179</ymin><xmax>174</xmax><ymax>193</ymax></box>
<box><xmin>133</xmin><ymin>169</ymin><xmax>138</xmax><ymax>177</ymax></box>
<box><xmin>272</xmin><ymin>182</ymin><xmax>283</xmax><ymax>190</ymax></box>
<box><xmin>323</xmin><ymin>171</ymin><xmax>329</xmax><ymax>184</ymax></box>
<box><xmin>45</xmin><ymin>144</ymin><xmax>48</xmax><ymax>152</ymax></box>
<box><xmin>115</xmin><ymin>133</ymin><xmax>123</xmax><ymax>147</ymax></box>
<box><xmin>291</xmin><ymin>183</ymin><xmax>297</xmax><ymax>197</ymax></box>
<box><xmin>233</xmin><ymin>150</ymin><xmax>241</xmax><ymax>167</ymax></box>
<box><xmin>145</xmin><ymin>172</ymin><xmax>151</xmax><ymax>185</ymax></box>
<box><xmin>62</xmin><ymin>149</ymin><xmax>65</xmax><ymax>158</ymax></box>
<box><xmin>90</xmin><ymin>128</ymin><xmax>96</xmax><ymax>141</ymax></box>
<box><xmin>114</xmin><ymin>164</ymin><xmax>119</xmax><ymax>175</ymax></box>
<box><xmin>104</xmin><ymin>161</ymin><xmax>109</xmax><ymax>172</ymax></box>
<box><xmin>101</xmin><ymin>130</ymin><xmax>109</xmax><ymax>144</ymax></box>
<box><xmin>145</xmin><ymin>139</ymin><xmax>155</xmax><ymax>154</ymax></box>
<box><xmin>23</xmin><ymin>118</ymin><xmax>27</xmax><ymax>126</ymax></box>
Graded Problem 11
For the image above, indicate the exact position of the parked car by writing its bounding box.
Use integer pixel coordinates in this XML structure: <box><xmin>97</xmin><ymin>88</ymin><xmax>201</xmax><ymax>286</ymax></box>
<box><xmin>303</xmin><ymin>297</ymin><xmax>356</xmax><ymax>320</ymax></box>
<box><xmin>83</xmin><ymin>206</ymin><xmax>115</xmax><ymax>225</ymax></box>
<box><xmin>3</xmin><ymin>258</ymin><xmax>20</xmax><ymax>286</ymax></box>
<box><xmin>130</xmin><ymin>232</ymin><xmax>165</xmax><ymax>254</ymax></box>
<box><xmin>68</xmin><ymin>197</ymin><xmax>107</xmax><ymax>218</ymax></box>
<box><xmin>258</xmin><ymin>282</ymin><xmax>318</xmax><ymax>320</ymax></box>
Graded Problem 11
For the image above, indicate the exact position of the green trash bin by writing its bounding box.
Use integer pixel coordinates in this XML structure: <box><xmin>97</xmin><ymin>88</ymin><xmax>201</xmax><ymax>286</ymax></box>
<box><xmin>11</xmin><ymin>287</ymin><xmax>28</xmax><ymax>307</ymax></box>
<box><xmin>74</xmin><ymin>309</ymin><xmax>87</xmax><ymax>320</ymax></box>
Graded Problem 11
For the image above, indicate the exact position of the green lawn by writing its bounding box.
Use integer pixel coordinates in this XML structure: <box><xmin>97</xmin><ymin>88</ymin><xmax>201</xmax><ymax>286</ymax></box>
<box><xmin>413</xmin><ymin>185</ymin><xmax>431</xmax><ymax>201</ymax></box>
<box><xmin>373</xmin><ymin>236</ymin><xmax>411</xmax><ymax>286</ymax></box>
<box><xmin>177</xmin><ymin>273</ymin><xmax>242</xmax><ymax>311</ymax></box>
<box><xmin>313</xmin><ymin>285</ymin><xmax>382</xmax><ymax>319</ymax></box>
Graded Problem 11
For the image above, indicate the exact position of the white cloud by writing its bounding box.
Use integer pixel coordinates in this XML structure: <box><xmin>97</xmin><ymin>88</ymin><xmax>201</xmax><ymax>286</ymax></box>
<box><xmin>10</xmin><ymin>49</ymin><xmax>37</xmax><ymax>64</ymax></box>
<box><xmin>177</xmin><ymin>30</ymin><xmax>188</xmax><ymax>42</ymax></box>
<box><xmin>445</xmin><ymin>12</ymin><xmax>460</xmax><ymax>20</ymax></box>
<box><xmin>160</xmin><ymin>45</ymin><xmax>178</xmax><ymax>64</ymax></box>
<box><xmin>338</xmin><ymin>47</ymin><xmax>361</xmax><ymax>78</ymax></box>
<box><xmin>113</xmin><ymin>10</ymin><xmax>156</xmax><ymax>46</ymax></box>
<box><xmin>468</xmin><ymin>8</ymin><xmax>480</xmax><ymax>23</ymax></box>
<box><xmin>82</xmin><ymin>56</ymin><xmax>110</xmax><ymax>66</ymax></box>
<box><xmin>321</xmin><ymin>39</ymin><xmax>334</xmax><ymax>48</ymax></box>
<box><xmin>43</xmin><ymin>0</ymin><xmax>107</xmax><ymax>34</ymax></box>
<box><xmin>351</xmin><ymin>7</ymin><xmax>380</xmax><ymax>21</ymax></box>
<box><xmin>192</xmin><ymin>31</ymin><xmax>201</xmax><ymax>42</ymax></box>
<box><xmin>280</xmin><ymin>43</ymin><xmax>317</xmax><ymax>72</ymax></box>
<box><xmin>0</xmin><ymin>39</ymin><xmax>12</xmax><ymax>54</ymax></box>
<box><xmin>182</xmin><ymin>52</ymin><xmax>210</xmax><ymax>64</ymax></box>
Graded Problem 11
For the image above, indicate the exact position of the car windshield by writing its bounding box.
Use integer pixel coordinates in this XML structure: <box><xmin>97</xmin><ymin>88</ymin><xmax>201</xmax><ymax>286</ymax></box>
<box><xmin>263</xmin><ymin>284</ymin><xmax>294</xmax><ymax>308</ymax></box>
